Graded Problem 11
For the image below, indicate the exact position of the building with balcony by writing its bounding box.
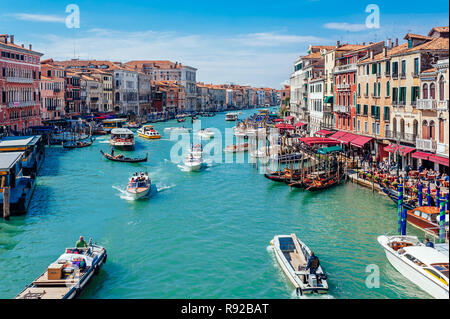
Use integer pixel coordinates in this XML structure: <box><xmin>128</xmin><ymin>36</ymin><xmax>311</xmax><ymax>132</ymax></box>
<box><xmin>40</xmin><ymin>59</ymin><xmax>65</xmax><ymax>121</ymax></box>
<box><xmin>0</xmin><ymin>34</ymin><xmax>43</xmax><ymax>131</ymax></box>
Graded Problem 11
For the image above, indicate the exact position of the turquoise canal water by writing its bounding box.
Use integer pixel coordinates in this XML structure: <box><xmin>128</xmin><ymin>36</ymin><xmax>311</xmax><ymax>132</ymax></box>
<box><xmin>0</xmin><ymin>108</ymin><xmax>431</xmax><ymax>299</ymax></box>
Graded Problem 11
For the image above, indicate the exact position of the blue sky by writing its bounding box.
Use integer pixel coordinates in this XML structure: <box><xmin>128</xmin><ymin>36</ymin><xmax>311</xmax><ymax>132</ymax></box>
<box><xmin>0</xmin><ymin>0</ymin><xmax>448</xmax><ymax>88</ymax></box>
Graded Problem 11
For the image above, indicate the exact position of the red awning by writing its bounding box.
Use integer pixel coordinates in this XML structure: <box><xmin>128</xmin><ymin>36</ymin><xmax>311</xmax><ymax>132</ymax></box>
<box><xmin>315</xmin><ymin>130</ymin><xmax>334</xmax><ymax>137</ymax></box>
<box><xmin>412</xmin><ymin>151</ymin><xmax>432</xmax><ymax>160</ymax></box>
<box><xmin>285</xmin><ymin>116</ymin><xmax>294</xmax><ymax>121</ymax></box>
<box><xmin>429</xmin><ymin>155</ymin><xmax>449</xmax><ymax>167</ymax></box>
<box><xmin>294</xmin><ymin>122</ymin><xmax>306</xmax><ymax>127</ymax></box>
<box><xmin>338</xmin><ymin>133</ymin><xmax>359</xmax><ymax>144</ymax></box>
<box><xmin>273</xmin><ymin>119</ymin><xmax>284</xmax><ymax>122</ymax></box>
<box><xmin>275</xmin><ymin>123</ymin><xmax>295</xmax><ymax>130</ymax></box>
<box><xmin>350</xmin><ymin>136</ymin><xmax>373</xmax><ymax>148</ymax></box>
<box><xmin>329</xmin><ymin>131</ymin><xmax>347</xmax><ymax>141</ymax></box>
<box><xmin>298</xmin><ymin>137</ymin><xmax>341</xmax><ymax>146</ymax></box>
<box><xmin>384</xmin><ymin>144</ymin><xmax>415</xmax><ymax>156</ymax></box>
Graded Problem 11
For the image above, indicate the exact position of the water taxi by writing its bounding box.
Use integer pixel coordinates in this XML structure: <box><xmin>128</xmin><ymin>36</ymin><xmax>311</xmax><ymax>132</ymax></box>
<box><xmin>271</xmin><ymin>234</ymin><xmax>329</xmax><ymax>295</ymax></box>
<box><xmin>225</xmin><ymin>113</ymin><xmax>238</xmax><ymax>121</ymax></box>
<box><xmin>102</xmin><ymin>118</ymin><xmax>127</xmax><ymax>133</ymax></box>
<box><xmin>125</xmin><ymin>121</ymin><xmax>141</xmax><ymax>129</ymax></box>
<box><xmin>126</xmin><ymin>172</ymin><xmax>151</xmax><ymax>200</ymax></box>
<box><xmin>110</xmin><ymin>128</ymin><xmax>135</xmax><ymax>150</ymax></box>
<box><xmin>137</xmin><ymin>125</ymin><xmax>161</xmax><ymax>139</ymax></box>
<box><xmin>183</xmin><ymin>154</ymin><xmax>203</xmax><ymax>171</ymax></box>
<box><xmin>378</xmin><ymin>235</ymin><xmax>449</xmax><ymax>299</ymax></box>
<box><xmin>407</xmin><ymin>206</ymin><xmax>449</xmax><ymax>240</ymax></box>
<box><xmin>15</xmin><ymin>240</ymin><xmax>107</xmax><ymax>299</ymax></box>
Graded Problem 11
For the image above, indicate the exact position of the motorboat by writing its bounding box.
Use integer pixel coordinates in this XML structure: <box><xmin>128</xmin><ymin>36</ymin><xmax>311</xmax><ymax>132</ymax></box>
<box><xmin>126</xmin><ymin>173</ymin><xmax>151</xmax><ymax>199</ymax></box>
<box><xmin>198</xmin><ymin>128</ymin><xmax>214</xmax><ymax>139</ymax></box>
<box><xmin>15</xmin><ymin>240</ymin><xmax>107</xmax><ymax>299</ymax></box>
<box><xmin>110</xmin><ymin>128</ymin><xmax>135</xmax><ymax>150</ymax></box>
<box><xmin>377</xmin><ymin>235</ymin><xmax>449</xmax><ymax>299</ymax></box>
<box><xmin>224</xmin><ymin>143</ymin><xmax>248</xmax><ymax>153</ymax></box>
<box><xmin>137</xmin><ymin>125</ymin><xmax>161</xmax><ymax>139</ymax></box>
<box><xmin>271</xmin><ymin>234</ymin><xmax>329</xmax><ymax>295</ymax></box>
<box><xmin>183</xmin><ymin>155</ymin><xmax>203</xmax><ymax>171</ymax></box>
<box><xmin>190</xmin><ymin>144</ymin><xmax>203</xmax><ymax>158</ymax></box>
<box><xmin>125</xmin><ymin>122</ymin><xmax>141</xmax><ymax>129</ymax></box>
<box><xmin>164</xmin><ymin>127</ymin><xmax>192</xmax><ymax>134</ymax></box>
<box><xmin>407</xmin><ymin>206</ymin><xmax>449</xmax><ymax>240</ymax></box>
<box><xmin>225</xmin><ymin>113</ymin><xmax>238</xmax><ymax>121</ymax></box>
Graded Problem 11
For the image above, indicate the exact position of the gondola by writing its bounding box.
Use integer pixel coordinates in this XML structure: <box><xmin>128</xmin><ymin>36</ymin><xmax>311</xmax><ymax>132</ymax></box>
<box><xmin>380</xmin><ymin>186</ymin><xmax>418</xmax><ymax>210</ymax></box>
<box><xmin>264</xmin><ymin>170</ymin><xmax>302</xmax><ymax>183</ymax></box>
<box><xmin>100</xmin><ymin>150</ymin><xmax>148</xmax><ymax>163</ymax></box>
<box><xmin>63</xmin><ymin>138</ymin><xmax>95</xmax><ymax>149</ymax></box>
<box><xmin>305</xmin><ymin>175</ymin><xmax>342</xmax><ymax>192</ymax></box>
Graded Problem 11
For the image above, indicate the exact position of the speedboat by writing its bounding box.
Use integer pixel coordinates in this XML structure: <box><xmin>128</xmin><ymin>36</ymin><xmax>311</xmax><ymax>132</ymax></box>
<box><xmin>198</xmin><ymin>128</ymin><xmax>214</xmax><ymax>139</ymax></box>
<box><xmin>183</xmin><ymin>155</ymin><xmax>203</xmax><ymax>171</ymax></box>
<box><xmin>126</xmin><ymin>173</ymin><xmax>151</xmax><ymax>199</ymax></box>
<box><xmin>377</xmin><ymin>235</ymin><xmax>449</xmax><ymax>299</ymax></box>
<box><xmin>125</xmin><ymin>122</ymin><xmax>141</xmax><ymax>129</ymax></box>
<box><xmin>137</xmin><ymin>125</ymin><xmax>161</xmax><ymax>139</ymax></box>
<box><xmin>406</xmin><ymin>206</ymin><xmax>449</xmax><ymax>240</ymax></box>
<box><xmin>271</xmin><ymin>234</ymin><xmax>329</xmax><ymax>295</ymax></box>
<box><xmin>15</xmin><ymin>240</ymin><xmax>107</xmax><ymax>299</ymax></box>
<box><xmin>190</xmin><ymin>144</ymin><xmax>203</xmax><ymax>158</ymax></box>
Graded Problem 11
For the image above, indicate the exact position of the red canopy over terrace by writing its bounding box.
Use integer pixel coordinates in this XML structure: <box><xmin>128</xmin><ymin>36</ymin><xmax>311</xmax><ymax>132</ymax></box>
<box><xmin>315</xmin><ymin>129</ymin><xmax>334</xmax><ymax>137</ymax></box>
<box><xmin>273</xmin><ymin>118</ymin><xmax>284</xmax><ymax>122</ymax></box>
<box><xmin>412</xmin><ymin>151</ymin><xmax>432</xmax><ymax>160</ymax></box>
<box><xmin>285</xmin><ymin>116</ymin><xmax>294</xmax><ymax>121</ymax></box>
<box><xmin>298</xmin><ymin>137</ymin><xmax>341</xmax><ymax>146</ymax></box>
<box><xmin>429</xmin><ymin>155</ymin><xmax>449</xmax><ymax>167</ymax></box>
<box><xmin>350</xmin><ymin>136</ymin><xmax>373</xmax><ymax>148</ymax></box>
<box><xmin>294</xmin><ymin>122</ymin><xmax>306</xmax><ymax>127</ymax></box>
<box><xmin>338</xmin><ymin>132</ymin><xmax>359</xmax><ymax>144</ymax></box>
<box><xmin>384</xmin><ymin>144</ymin><xmax>415</xmax><ymax>156</ymax></box>
<box><xmin>329</xmin><ymin>131</ymin><xmax>347</xmax><ymax>141</ymax></box>
<box><xmin>275</xmin><ymin>123</ymin><xmax>295</xmax><ymax>130</ymax></box>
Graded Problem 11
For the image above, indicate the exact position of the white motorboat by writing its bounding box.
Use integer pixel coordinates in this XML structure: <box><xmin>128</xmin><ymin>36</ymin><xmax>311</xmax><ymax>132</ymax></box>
<box><xmin>126</xmin><ymin>173</ymin><xmax>151</xmax><ymax>199</ymax></box>
<box><xmin>137</xmin><ymin>125</ymin><xmax>161</xmax><ymax>139</ymax></box>
<box><xmin>198</xmin><ymin>128</ymin><xmax>214</xmax><ymax>139</ymax></box>
<box><xmin>225</xmin><ymin>113</ymin><xmax>238</xmax><ymax>121</ymax></box>
<box><xmin>190</xmin><ymin>144</ymin><xmax>203</xmax><ymax>158</ymax></box>
<box><xmin>15</xmin><ymin>240</ymin><xmax>107</xmax><ymax>299</ymax></box>
<box><xmin>164</xmin><ymin>127</ymin><xmax>192</xmax><ymax>134</ymax></box>
<box><xmin>110</xmin><ymin>128</ymin><xmax>135</xmax><ymax>150</ymax></box>
<box><xmin>183</xmin><ymin>155</ymin><xmax>203</xmax><ymax>171</ymax></box>
<box><xmin>377</xmin><ymin>235</ymin><xmax>449</xmax><ymax>299</ymax></box>
<box><xmin>271</xmin><ymin>234</ymin><xmax>329</xmax><ymax>295</ymax></box>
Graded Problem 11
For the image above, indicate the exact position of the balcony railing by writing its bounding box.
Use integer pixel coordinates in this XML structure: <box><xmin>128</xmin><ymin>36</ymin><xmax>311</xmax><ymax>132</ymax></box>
<box><xmin>385</xmin><ymin>130</ymin><xmax>417</xmax><ymax>143</ymax></box>
<box><xmin>6</xmin><ymin>76</ymin><xmax>34</xmax><ymax>84</ymax></box>
<box><xmin>334</xmin><ymin>63</ymin><xmax>357</xmax><ymax>74</ymax></box>
<box><xmin>333</xmin><ymin>105</ymin><xmax>350</xmax><ymax>113</ymax></box>
<box><xmin>436</xmin><ymin>142</ymin><xmax>448</xmax><ymax>157</ymax></box>
<box><xmin>437</xmin><ymin>100</ymin><xmax>449</xmax><ymax>110</ymax></box>
<box><xmin>416</xmin><ymin>99</ymin><xmax>437</xmax><ymax>110</ymax></box>
<box><xmin>7</xmin><ymin>101</ymin><xmax>37</xmax><ymax>107</ymax></box>
<box><xmin>416</xmin><ymin>138</ymin><xmax>437</xmax><ymax>152</ymax></box>
<box><xmin>392</xmin><ymin>101</ymin><xmax>406</xmax><ymax>107</ymax></box>
<box><xmin>336</xmin><ymin>83</ymin><xmax>350</xmax><ymax>90</ymax></box>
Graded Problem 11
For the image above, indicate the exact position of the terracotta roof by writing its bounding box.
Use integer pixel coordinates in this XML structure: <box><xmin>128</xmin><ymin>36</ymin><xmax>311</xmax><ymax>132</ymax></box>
<box><xmin>428</xmin><ymin>26</ymin><xmax>449</xmax><ymax>36</ymax></box>
<box><xmin>336</xmin><ymin>44</ymin><xmax>367</xmax><ymax>51</ymax></box>
<box><xmin>403</xmin><ymin>33</ymin><xmax>433</xmax><ymax>41</ymax></box>
<box><xmin>405</xmin><ymin>37</ymin><xmax>449</xmax><ymax>53</ymax></box>
<box><xmin>421</xmin><ymin>67</ymin><xmax>437</xmax><ymax>74</ymax></box>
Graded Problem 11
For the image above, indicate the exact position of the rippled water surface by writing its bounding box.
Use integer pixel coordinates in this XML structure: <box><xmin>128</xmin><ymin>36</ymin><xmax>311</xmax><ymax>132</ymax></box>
<box><xmin>0</xmin><ymin>108</ymin><xmax>431</xmax><ymax>299</ymax></box>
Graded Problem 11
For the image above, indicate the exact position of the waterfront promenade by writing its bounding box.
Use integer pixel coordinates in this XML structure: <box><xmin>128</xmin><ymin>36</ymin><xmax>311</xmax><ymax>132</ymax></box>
<box><xmin>0</xmin><ymin>109</ymin><xmax>435</xmax><ymax>299</ymax></box>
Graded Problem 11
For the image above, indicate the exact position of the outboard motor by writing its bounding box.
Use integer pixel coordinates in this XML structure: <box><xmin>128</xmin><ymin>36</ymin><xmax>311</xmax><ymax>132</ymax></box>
<box><xmin>309</xmin><ymin>274</ymin><xmax>318</xmax><ymax>287</ymax></box>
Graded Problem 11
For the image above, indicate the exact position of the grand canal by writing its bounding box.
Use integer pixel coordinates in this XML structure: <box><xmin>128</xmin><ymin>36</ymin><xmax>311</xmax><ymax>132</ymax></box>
<box><xmin>0</xmin><ymin>108</ymin><xmax>430</xmax><ymax>299</ymax></box>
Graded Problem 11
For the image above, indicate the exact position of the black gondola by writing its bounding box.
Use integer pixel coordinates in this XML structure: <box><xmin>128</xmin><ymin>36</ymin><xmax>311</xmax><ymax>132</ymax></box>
<box><xmin>304</xmin><ymin>175</ymin><xmax>343</xmax><ymax>192</ymax></box>
<box><xmin>63</xmin><ymin>138</ymin><xmax>95</xmax><ymax>149</ymax></box>
<box><xmin>380</xmin><ymin>186</ymin><xmax>418</xmax><ymax>210</ymax></box>
<box><xmin>100</xmin><ymin>150</ymin><xmax>148</xmax><ymax>163</ymax></box>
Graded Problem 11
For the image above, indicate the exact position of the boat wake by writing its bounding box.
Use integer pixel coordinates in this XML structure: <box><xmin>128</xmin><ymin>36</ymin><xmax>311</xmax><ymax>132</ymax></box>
<box><xmin>157</xmin><ymin>184</ymin><xmax>176</xmax><ymax>192</ymax></box>
<box><xmin>98</xmin><ymin>140</ymin><xmax>110</xmax><ymax>144</ymax></box>
<box><xmin>177</xmin><ymin>164</ymin><xmax>204</xmax><ymax>172</ymax></box>
<box><xmin>290</xmin><ymin>290</ymin><xmax>334</xmax><ymax>299</ymax></box>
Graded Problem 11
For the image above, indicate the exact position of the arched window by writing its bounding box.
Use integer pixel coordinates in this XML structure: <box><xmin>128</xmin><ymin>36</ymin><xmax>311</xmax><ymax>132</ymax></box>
<box><xmin>413</xmin><ymin>120</ymin><xmax>418</xmax><ymax>139</ymax></box>
<box><xmin>378</xmin><ymin>82</ymin><xmax>381</xmax><ymax>97</ymax></box>
<box><xmin>386</xmin><ymin>81</ymin><xmax>390</xmax><ymax>97</ymax></box>
<box><xmin>400</xmin><ymin>119</ymin><xmax>405</xmax><ymax>134</ymax></box>
<box><xmin>393</xmin><ymin>117</ymin><xmax>397</xmax><ymax>134</ymax></box>
<box><xmin>422</xmin><ymin>83</ymin><xmax>428</xmax><ymax>99</ymax></box>
<box><xmin>430</xmin><ymin>83</ymin><xmax>436</xmax><ymax>99</ymax></box>
<box><xmin>366</xmin><ymin>83</ymin><xmax>369</xmax><ymax>96</ymax></box>
<box><xmin>429</xmin><ymin>121</ymin><xmax>435</xmax><ymax>140</ymax></box>
<box><xmin>439</xmin><ymin>76</ymin><xmax>445</xmax><ymax>101</ymax></box>
<box><xmin>358</xmin><ymin>83</ymin><xmax>361</xmax><ymax>96</ymax></box>
<box><xmin>373</xmin><ymin>82</ymin><xmax>377</xmax><ymax>96</ymax></box>
<box><xmin>439</xmin><ymin>118</ymin><xmax>445</xmax><ymax>143</ymax></box>
<box><xmin>422</xmin><ymin>120</ymin><xmax>428</xmax><ymax>139</ymax></box>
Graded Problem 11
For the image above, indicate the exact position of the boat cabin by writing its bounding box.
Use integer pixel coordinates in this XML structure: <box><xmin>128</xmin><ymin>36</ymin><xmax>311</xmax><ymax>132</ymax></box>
<box><xmin>102</xmin><ymin>118</ymin><xmax>127</xmax><ymax>131</ymax></box>
<box><xmin>0</xmin><ymin>136</ymin><xmax>45</xmax><ymax>177</ymax></box>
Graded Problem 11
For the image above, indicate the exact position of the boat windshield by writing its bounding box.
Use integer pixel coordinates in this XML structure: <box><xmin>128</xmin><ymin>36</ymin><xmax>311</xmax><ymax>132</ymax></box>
<box><xmin>279</xmin><ymin>237</ymin><xmax>295</xmax><ymax>252</ymax></box>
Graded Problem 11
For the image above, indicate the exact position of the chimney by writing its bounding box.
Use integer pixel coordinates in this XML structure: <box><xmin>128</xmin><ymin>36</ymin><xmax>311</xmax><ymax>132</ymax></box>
<box><xmin>0</xmin><ymin>34</ymin><xmax>7</xmax><ymax>44</ymax></box>
<box><xmin>336</xmin><ymin>40</ymin><xmax>341</xmax><ymax>48</ymax></box>
<box><xmin>21</xmin><ymin>44</ymin><xmax>24</xmax><ymax>48</ymax></box>
<box><xmin>370</xmin><ymin>50</ymin><xmax>374</xmax><ymax>59</ymax></box>
<box><xmin>383</xmin><ymin>47</ymin><xmax>387</xmax><ymax>57</ymax></box>
<box><xmin>10</xmin><ymin>35</ymin><xmax>14</xmax><ymax>44</ymax></box>
<box><xmin>387</xmin><ymin>38</ymin><xmax>392</xmax><ymax>48</ymax></box>
<box><xmin>363</xmin><ymin>42</ymin><xmax>366</xmax><ymax>45</ymax></box>
<box><xmin>395</xmin><ymin>38</ymin><xmax>398</xmax><ymax>47</ymax></box>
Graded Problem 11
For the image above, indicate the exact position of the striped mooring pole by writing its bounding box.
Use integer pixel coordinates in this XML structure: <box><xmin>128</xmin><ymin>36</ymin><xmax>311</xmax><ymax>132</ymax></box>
<box><xmin>427</xmin><ymin>184</ymin><xmax>431</xmax><ymax>206</ymax></box>
<box><xmin>401</xmin><ymin>208</ymin><xmax>407</xmax><ymax>236</ymax></box>
<box><xmin>439</xmin><ymin>197</ymin><xmax>446</xmax><ymax>243</ymax></box>
<box><xmin>418</xmin><ymin>183</ymin><xmax>423</xmax><ymax>207</ymax></box>
<box><xmin>436</xmin><ymin>187</ymin><xmax>440</xmax><ymax>208</ymax></box>
<box><xmin>398</xmin><ymin>184</ymin><xmax>403</xmax><ymax>235</ymax></box>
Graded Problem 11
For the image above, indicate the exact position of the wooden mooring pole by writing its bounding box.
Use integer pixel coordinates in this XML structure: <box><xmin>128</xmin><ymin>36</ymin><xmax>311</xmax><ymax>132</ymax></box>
<box><xmin>3</xmin><ymin>186</ymin><xmax>10</xmax><ymax>220</ymax></box>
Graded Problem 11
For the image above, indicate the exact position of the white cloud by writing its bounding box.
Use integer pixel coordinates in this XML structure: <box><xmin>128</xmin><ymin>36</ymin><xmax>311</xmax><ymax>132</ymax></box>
<box><xmin>31</xmin><ymin>29</ymin><xmax>324</xmax><ymax>88</ymax></box>
<box><xmin>324</xmin><ymin>22</ymin><xmax>367</xmax><ymax>32</ymax></box>
<box><xmin>11</xmin><ymin>13</ymin><xmax>65</xmax><ymax>23</ymax></box>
